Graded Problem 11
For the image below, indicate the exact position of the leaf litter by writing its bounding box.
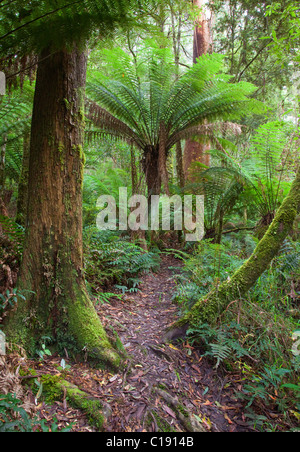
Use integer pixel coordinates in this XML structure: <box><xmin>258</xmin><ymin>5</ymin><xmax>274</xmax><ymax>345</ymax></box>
<box><xmin>7</xmin><ymin>255</ymin><xmax>257</xmax><ymax>432</ymax></box>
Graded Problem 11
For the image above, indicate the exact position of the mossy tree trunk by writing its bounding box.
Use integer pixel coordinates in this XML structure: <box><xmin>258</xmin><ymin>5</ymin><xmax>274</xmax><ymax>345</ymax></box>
<box><xmin>165</xmin><ymin>167</ymin><xmax>300</xmax><ymax>339</ymax></box>
<box><xmin>5</xmin><ymin>45</ymin><xmax>121</xmax><ymax>369</ymax></box>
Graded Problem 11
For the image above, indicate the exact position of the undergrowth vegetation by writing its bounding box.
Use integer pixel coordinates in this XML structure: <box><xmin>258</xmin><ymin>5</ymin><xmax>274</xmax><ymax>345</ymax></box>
<box><xmin>172</xmin><ymin>235</ymin><xmax>300</xmax><ymax>430</ymax></box>
<box><xmin>83</xmin><ymin>227</ymin><xmax>161</xmax><ymax>295</ymax></box>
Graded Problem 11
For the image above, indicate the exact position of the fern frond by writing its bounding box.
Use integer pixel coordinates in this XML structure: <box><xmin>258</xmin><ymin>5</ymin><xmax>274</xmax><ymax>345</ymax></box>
<box><xmin>86</xmin><ymin>49</ymin><xmax>263</xmax><ymax>167</ymax></box>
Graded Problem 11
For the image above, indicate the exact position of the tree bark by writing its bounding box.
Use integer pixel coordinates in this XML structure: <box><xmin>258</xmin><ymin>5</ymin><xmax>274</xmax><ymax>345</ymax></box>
<box><xmin>4</xmin><ymin>46</ymin><xmax>121</xmax><ymax>369</ymax></box>
<box><xmin>165</xmin><ymin>168</ymin><xmax>300</xmax><ymax>340</ymax></box>
<box><xmin>143</xmin><ymin>145</ymin><xmax>161</xmax><ymax>197</ymax></box>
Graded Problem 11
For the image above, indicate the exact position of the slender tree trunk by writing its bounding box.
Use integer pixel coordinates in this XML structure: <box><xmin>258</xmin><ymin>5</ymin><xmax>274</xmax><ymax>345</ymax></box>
<box><xmin>176</xmin><ymin>141</ymin><xmax>185</xmax><ymax>189</ymax></box>
<box><xmin>183</xmin><ymin>0</ymin><xmax>212</xmax><ymax>179</ymax></box>
<box><xmin>5</xmin><ymin>46</ymin><xmax>121</xmax><ymax>369</ymax></box>
<box><xmin>130</xmin><ymin>143</ymin><xmax>147</xmax><ymax>250</ymax></box>
<box><xmin>165</xmin><ymin>168</ymin><xmax>300</xmax><ymax>340</ymax></box>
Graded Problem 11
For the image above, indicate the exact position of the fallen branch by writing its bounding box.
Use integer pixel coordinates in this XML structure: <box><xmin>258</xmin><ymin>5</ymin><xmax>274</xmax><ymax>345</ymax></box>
<box><xmin>41</xmin><ymin>376</ymin><xmax>111</xmax><ymax>431</ymax></box>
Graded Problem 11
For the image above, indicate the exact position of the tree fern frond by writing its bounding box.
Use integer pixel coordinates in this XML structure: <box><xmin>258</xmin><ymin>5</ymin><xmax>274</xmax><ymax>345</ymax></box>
<box><xmin>85</xmin><ymin>99</ymin><xmax>143</xmax><ymax>148</ymax></box>
<box><xmin>168</xmin><ymin>122</ymin><xmax>243</xmax><ymax>150</ymax></box>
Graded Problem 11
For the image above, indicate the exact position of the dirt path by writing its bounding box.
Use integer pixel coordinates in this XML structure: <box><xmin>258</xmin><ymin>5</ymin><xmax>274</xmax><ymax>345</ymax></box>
<box><xmin>95</xmin><ymin>254</ymin><xmax>252</xmax><ymax>432</ymax></box>
<box><xmin>32</xmin><ymin>254</ymin><xmax>252</xmax><ymax>432</ymax></box>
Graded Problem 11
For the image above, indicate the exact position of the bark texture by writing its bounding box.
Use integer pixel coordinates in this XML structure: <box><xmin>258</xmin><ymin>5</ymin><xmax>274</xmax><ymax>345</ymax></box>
<box><xmin>183</xmin><ymin>0</ymin><xmax>212</xmax><ymax>179</ymax></box>
<box><xmin>143</xmin><ymin>145</ymin><xmax>161</xmax><ymax>197</ymax></box>
<box><xmin>5</xmin><ymin>46</ymin><xmax>121</xmax><ymax>369</ymax></box>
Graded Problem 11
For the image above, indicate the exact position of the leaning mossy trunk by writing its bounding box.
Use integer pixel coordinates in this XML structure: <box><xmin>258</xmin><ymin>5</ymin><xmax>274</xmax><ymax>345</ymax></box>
<box><xmin>5</xmin><ymin>45</ymin><xmax>121</xmax><ymax>369</ymax></box>
<box><xmin>166</xmin><ymin>168</ymin><xmax>300</xmax><ymax>338</ymax></box>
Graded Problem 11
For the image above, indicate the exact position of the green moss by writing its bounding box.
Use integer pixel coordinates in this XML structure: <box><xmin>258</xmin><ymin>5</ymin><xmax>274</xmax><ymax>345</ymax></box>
<box><xmin>59</xmin><ymin>276</ymin><xmax>122</xmax><ymax>370</ymax></box>
<box><xmin>147</xmin><ymin>411</ymin><xmax>177</xmax><ymax>432</ymax></box>
<box><xmin>41</xmin><ymin>377</ymin><xmax>106</xmax><ymax>430</ymax></box>
<box><xmin>177</xmin><ymin>404</ymin><xmax>189</xmax><ymax>418</ymax></box>
<box><xmin>78</xmin><ymin>108</ymin><xmax>85</xmax><ymax>123</ymax></box>
<box><xmin>63</xmin><ymin>98</ymin><xmax>72</xmax><ymax>111</ymax></box>
<box><xmin>61</xmin><ymin>380</ymin><xmax>105</xmax><ymax>430</ymax></box>
<box><xmin>41</xmin><ymin>374</ymin><xmax>65</xmax><ymax>403</ymax></box>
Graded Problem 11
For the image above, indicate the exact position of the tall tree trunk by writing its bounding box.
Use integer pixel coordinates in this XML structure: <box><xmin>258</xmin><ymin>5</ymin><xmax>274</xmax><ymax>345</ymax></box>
<box><xmin>183</xmin><ymin>0</ymin><xmax>212</xmax><ymax>180</ymax></box>
<box><xmin>165</xmin><ymin>167</ymin><xmax>300</xmax><ymax>340</ymax></box>
<box><xmin>16</xmin><ymin>132</ymin><xmax>30</xmax><ymax>227</ymax></box>
<box><xmin>5</xmin><ymin>46</ymin><xmax>121</xmax><ymax>369</ymax></box>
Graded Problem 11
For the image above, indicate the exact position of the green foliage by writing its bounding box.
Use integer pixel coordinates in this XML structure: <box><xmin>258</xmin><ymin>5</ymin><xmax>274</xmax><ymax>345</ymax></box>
<box><xmin>0</xmin><ymin>288</ymin><xmax>26</xmax><ymax>323</ymax></box>
<box><xmin>242</xmin><ymin>120</ymin><xmax>298</xmax><ymax>218</ymax></box>
<box><xmin>36</xmin><ymin>336</ymin><xmax>52</xmax><ymax>361</ymax></box>
<box><xmin>208</xmin><ymin>0</ymin><xmax>296</xmax><ymax>108</ymax></box>
<box><xmin>251</xmin><ymin>240</ymin><xmax>300</xmax><ymax>307</ymax></box>
<box><xmin>0</xmin><ymin>86</ymin><xmax>33</xmax><ymax>189</ymax></box>
<box><xmin>83</xmin><ymin>228</ymin><xmax>160</xmax><ymax>293</ymax></box>
<box><xmin>83</xmin><ymin>161</ymin><xmax>132</xmax><ymax>227</ymax></box>
<box><xmin>194</xmin><ymin>120</ymin><xmax>298</xmax><ymax>239</ymax></box>
<box><xmin>172</xmin><ymin>238</ymin><xmax>248</xmax><ymax>311</ymax></box>
<box><xmin>173</xmin><ymin>233</ymin><xmax>300</xmax><ymax>425</ymax></box>
<box><xmin>0</xmin><ymin>393</ymin><xmax>33</xmax><ymax>432</ymax></box>
<box><xmin>86</xmin><ymin>48</ymin><xmax>264</xmax><ymax>193</ymax></box>
<box><xmin>0</xmin><ymin>215</ymin><xmax>25</xmax><ymax>258</ymax></box>
<box><xmin>0</xmin><ymin>0</ymin><xmax>147</xmax><ymax>55</ymax></box>
<box><xmin>186</xmin><ymin>165</ymin><xmax>247</xmax><ymax>240</ymax></box>
<box><xmin>0</xmin><ymin>393</ymin><xmax>72</xmax><ymax>432</ymax></box>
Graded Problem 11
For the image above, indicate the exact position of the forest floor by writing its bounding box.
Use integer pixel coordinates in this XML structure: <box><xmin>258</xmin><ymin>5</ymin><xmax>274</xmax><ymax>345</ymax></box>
<box><xmin>26</xmin><ymin>254</ymin><xmax>259</xmax><ymax>432</ymax></box>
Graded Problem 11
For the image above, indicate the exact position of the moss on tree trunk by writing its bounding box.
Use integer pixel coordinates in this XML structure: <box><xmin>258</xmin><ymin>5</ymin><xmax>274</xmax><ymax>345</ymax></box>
<box><xmin>165</xmin><ymin>168</ymin><xmax>300</xmax><ymax>339</ymax></box>
<box><xmin>4</xmin><ymin>46</ymin><xmax>121</xmax><ymax>369</ymax></box>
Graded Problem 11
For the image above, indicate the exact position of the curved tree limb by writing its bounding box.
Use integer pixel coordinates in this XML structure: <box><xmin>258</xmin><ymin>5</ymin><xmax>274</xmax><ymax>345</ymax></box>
<box><xmin>164</xmin><ymin>167</ymin><xmax>300</xmax><ymax>341</ymax></box>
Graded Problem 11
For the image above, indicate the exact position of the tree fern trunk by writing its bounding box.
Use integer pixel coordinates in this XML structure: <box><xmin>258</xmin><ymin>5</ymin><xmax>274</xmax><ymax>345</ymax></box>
<box><xmin>5</xmin><ymin>46</ymin><xmax>121</xmax><ymax>369</ymax></box>
<box><xmin>144</xmin><ymin>145</ymin><xmax>161</xmax><ymax>197</ymax></box>
<box><xmin>165</xmin><ymin>167</ymin><xmax>300</xmax><ymax>340</ymax></box>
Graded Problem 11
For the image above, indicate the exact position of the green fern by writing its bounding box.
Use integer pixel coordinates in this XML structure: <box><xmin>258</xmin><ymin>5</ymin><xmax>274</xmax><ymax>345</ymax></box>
<box><xmin>86</xmin><ymin>48</ymin><xmax>264</xmax><ymax>195</ymax></box>
<box><xmin>0</xmin><ymin>85</ymin><xmax>33</xmax><ymax>187</ymax></box>
<box><xmin>207</xmin><ymin>343</ymin><xmax>232</xmax><ymax>368</ymax></box>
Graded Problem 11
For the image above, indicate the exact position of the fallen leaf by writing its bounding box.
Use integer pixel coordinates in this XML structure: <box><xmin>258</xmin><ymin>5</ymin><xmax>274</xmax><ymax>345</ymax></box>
<box><xmin>169</xmin><ymin>344</ymin><xmax>179</xmax><ymax>351</ymax></box>
<box><xmin>162</xmin><ymin>404</ymin><xmax>177</xmax><ymax>419</ymax></box>
<box><xmin>224</xmin><ymin>413</ymin><xmax>233</xmax><ymax>424</ymax></box>
<box><xmin>109</xmin><ymin>375</ymin><xmax>118</xmax><ymax>383</ymax></box>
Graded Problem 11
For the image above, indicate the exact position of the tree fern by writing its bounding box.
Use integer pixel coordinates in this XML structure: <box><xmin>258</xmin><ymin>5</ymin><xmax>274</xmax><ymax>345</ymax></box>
<box><xmin>184</xmin><ymin>165</ymin><xmax>246</xmax><ymax>241</ymax></box>
<box><xmin>86</xmin><ymin>49</ymin><xmax>264</xmax><ymax>196</ymax></box>
<box><xmin>198</xmin><ymin>119</ymin><xmax>299</xmax><ymax>239</ymax></box>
